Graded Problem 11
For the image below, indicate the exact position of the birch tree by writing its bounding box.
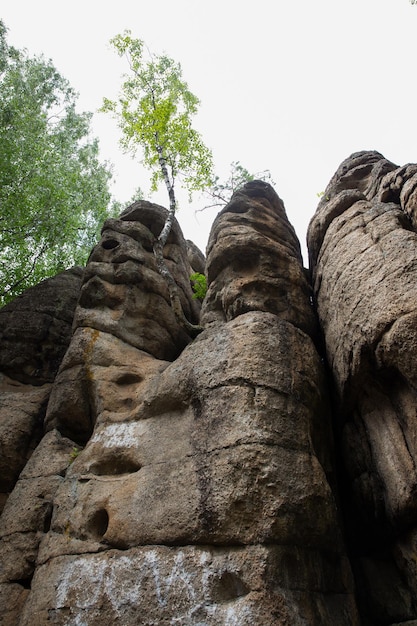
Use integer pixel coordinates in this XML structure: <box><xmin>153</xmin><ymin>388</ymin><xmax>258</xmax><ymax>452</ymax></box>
<box><xmin>101</xmin><ymin>31</ymin><xmax>213</xmax><ymax>334</ymax></box>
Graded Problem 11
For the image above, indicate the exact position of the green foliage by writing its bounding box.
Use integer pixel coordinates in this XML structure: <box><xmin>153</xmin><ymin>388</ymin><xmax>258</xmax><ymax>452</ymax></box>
<box><xmin>101</xmin><ymin>31</ymin><xmax>213</xmax><ymax>206</ymax></box>
<box><xmin>69</xmin><ymin>446</ymin><xmax>81</xmax><ymax>463</ymax></box>
<box><xmin>190</xmin><ymin>272</ymin><xmax>207</xmax><ymax>300</ymax></box>
<box><xmin>0</xmin><ymin>21</ymin><xmax>117</xmax><ymax>306</ymax></box>
<box><xmin>102</xmin><ymin>32</ymin><xmax>213</xmax><ymax>336</ymax></box>
<box><xmin>203</xmin><ymin>161</ymin><xmax>275</xmax><ymax>209</ymax></box>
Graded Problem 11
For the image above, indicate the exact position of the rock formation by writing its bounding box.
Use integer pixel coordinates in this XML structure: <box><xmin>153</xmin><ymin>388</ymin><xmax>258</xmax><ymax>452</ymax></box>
<box><xmin>2</xmin><ymin>158</ymin><xmax>417</xmax><ymax>624</ymax></box>
<box><xmin>0</xmin><ymin>267</ymin><xmax>83</xmax><ymax>514</ymax></box>
<box><xmin>308</xmin><ymin>150</ymin><xmax>417</xmax><ymax>625</ymax></box>
<box><xmin>0</xmin><ymin>187</ymin><xmax>360</xmax><ymax>625</ymax></box>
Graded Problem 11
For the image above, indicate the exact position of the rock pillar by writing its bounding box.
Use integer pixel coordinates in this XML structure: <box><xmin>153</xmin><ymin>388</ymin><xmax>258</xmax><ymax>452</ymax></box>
<box><xmin>308</xmin><ymin>151</ymin><xmax>417</xmax><ymax>624</ymax></box>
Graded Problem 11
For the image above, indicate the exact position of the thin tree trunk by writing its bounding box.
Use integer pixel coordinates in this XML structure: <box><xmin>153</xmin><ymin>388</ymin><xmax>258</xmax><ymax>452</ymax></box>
<box><xmin>155</xmin><ymin>143</ymin><xmax>176</xmax><ymax>246</ymax></box>
<box><xmin>153</xmin><ymin>141</ymin><xmax>202</xmax><ymax>337</ymax></box>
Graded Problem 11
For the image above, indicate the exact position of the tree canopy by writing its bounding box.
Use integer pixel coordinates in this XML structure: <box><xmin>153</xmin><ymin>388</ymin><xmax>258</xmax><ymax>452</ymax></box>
<box><xmin>0</xmin><ymin>21</ymin><xmax>116</xmax><ymax>305</ymax></box>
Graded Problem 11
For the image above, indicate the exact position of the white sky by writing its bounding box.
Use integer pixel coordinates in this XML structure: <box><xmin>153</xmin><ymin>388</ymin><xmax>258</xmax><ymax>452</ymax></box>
<box><xmin>2</xmin><ymin>0</ymin><xmax>417</xmax><ymax>264</ymax></box>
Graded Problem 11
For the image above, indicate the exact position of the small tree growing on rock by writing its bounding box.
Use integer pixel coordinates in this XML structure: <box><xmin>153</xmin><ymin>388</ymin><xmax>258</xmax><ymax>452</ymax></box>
<box><xmin>101</xmin><ymin>31</ymin><xmax>213</xmax><ymax>334</ymax></box>
<box><xmin>202</xmin><ymin>161</ymin><xmax>275</xmax><ymax>210</ymax></box>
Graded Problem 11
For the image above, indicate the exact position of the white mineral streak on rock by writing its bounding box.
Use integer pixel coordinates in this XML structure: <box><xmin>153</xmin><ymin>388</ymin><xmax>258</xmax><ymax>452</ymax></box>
<box><xmin>145</xmin><ymin>549</ymin><xmax>166</xmax><ymax>607</ymax></box>
<box><xmin>56</xmin><ymin>557</ymin><xmax>105</xmax><ymax>609</ymax></box>
<box><xmin>90</xmin><ymin>422</ymin><xmax>141</xmax><ymax>449</ymax></box>
<box><xmin>68</xmin><ymin>616</ymin><xmax>88</xmax><ymax>626</ymax></box>
<box><xmin>54</xmin><ymin>551</ymin><xmax>196</xmax><ymax>611</ymax></box>
<box><xmin>103</xmin><ymin>555</ymin><xmax>142</xmax><ymax>611</ymax></box>
<box><xmin>224</xmin><ymin>604</ymin><xmax>253</xmax><ymax>625</ymax></box>
<box><xmin>164</xmin><ymin>551</ymin><xmax>198</xmax><ymax>604</ymax></box>
<box><xmin>53</xmin><ymin>550</ymin><xmax>254</xmax><ymax>624</ymax></box>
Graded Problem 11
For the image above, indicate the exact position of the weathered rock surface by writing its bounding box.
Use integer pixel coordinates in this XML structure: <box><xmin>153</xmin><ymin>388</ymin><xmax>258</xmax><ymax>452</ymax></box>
<box><xmin>308</xmin><ymin>150</ymin><xmax>417</xmax><ymax>624</ymax></box>
<box><xmin>6</xmin><ymin>158</ymin><xmax>417</xmax><ymax>624</ymax></box>
<box><xmin>0</xmin><ymin>193</ymin><xmax>360</xmax><ymax>624</ymax></box>
<box><xmin>0</xmin><ymin>267</ymin><xmax>83</xmax><ymax>385</ymax></box>
<box><xmin>201</xmin><ymin>181</ymin><xmax>317</xmax><ymax>339</ymax></box>
<box><xmin>46</xmin><ymin>314</ymin><xmax>339</xmax><ymax>551</ymax></box>
<box><xmin>20</xmin><ymin>545</ymin><xmax>355</xmax><ymax>626</ymax></box>
<box><xmin>0</xmin><ymin>268</ymin><xmax>83</xmax><ymax>514</ymax></box>
<box><xmin>74</xmin><ymin>201</ymin><xmax>200</xmax><ymax>361</ymax></box>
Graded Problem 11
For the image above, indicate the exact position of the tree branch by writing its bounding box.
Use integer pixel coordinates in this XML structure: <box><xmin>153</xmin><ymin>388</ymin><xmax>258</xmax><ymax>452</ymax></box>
<box><xmin>1</xmin><ymin>241</ymin><xmax>47</xmax><ymax>298</ymax></box>
<box><xmin>152</xmin><ymin>239</ymin><xmax>201</xmax><ymax>337</ymax></box>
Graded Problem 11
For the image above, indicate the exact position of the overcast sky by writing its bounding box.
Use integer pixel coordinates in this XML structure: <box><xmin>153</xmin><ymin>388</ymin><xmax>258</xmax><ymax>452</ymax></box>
<box><xmin>2</xmin><ymin>0</ymin><xmax>417</xmax><ymax>263</ymax></box>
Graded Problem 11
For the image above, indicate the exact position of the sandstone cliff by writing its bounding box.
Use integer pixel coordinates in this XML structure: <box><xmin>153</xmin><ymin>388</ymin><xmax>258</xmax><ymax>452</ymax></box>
<box><xmin>308</xmin><ymin>150</ymin><xmax>417</xmax><ymax>625</ymax></box>
<box><xmin>2</xmin><ymin>161</ymin><xmax>417</xmax><ymax>625</ymax></box>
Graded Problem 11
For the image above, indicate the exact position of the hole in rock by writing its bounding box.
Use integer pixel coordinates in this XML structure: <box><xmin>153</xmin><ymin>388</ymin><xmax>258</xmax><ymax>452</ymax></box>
<box><xmin>226</xmin><ymin>200</ymin><xmax>250</xmax><ymax>214</ymax></box>
<box><xmin>42</xmin><ymin>503</ymin><xmax>53</xmax><ymax>533</ymax></box>
<box><xmin>116</xmin><ymin>372</ymin><xmax>142</xmax><ymax>386</ymax></box>
<box><xmin>210</xmin><ymin>571</ymin><xmax>250</xmax><ymax>603</ymax></box>
<box><xmin>232</xmin><ymin>253</ymin><xmax>258</xmax><ymax>273</ymax></box>
<box><xmin>397</xmin><ymin>211</ymin><xmax>415</xmax><ymax>233</ymax></box>
<box><xmin>87</xmin><ymin>508</ymin><xmax>109</xmax><ymax>540</ymax></box>
<box><xmin>89</xmin><ymin>454</ymin><xmax>141</xmax><ymax>476</ymax></box>
<box><xmin>380</xmin><ymin>187</ymin><xmax>401</xmax><ymax>205</ymax></box>
<box><xmin>102</xmin><ymin>238</ymin><xmax>120</xmax><ymax>250</ymax></box>
<box><xmin>13</xmin><ymin>574</ymin><xmax>33</xmax><ymax>590</ymax></box>
<box><xmin>140</xmin><ymin>217</ymin><xmax>165</xmax><ymax>238</ymax></box>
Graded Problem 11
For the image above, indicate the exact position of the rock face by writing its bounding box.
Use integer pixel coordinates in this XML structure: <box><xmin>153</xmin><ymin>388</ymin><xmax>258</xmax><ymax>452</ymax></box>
<box><xmin>201</xmin><ymin>181</ymin><xmax>316</xmax><ymax>338</ymax></box>
<box><xmin>308</xmin><ymin>151</ymin><xmax>417</xmax><ymax>625</ymax></box>
<box><xmin>0</xmin><ymin>268</ymin><xmax>83</xmax><ymax>625</ymax></box>
<box><xmin>0</xmin><ymin>268</ymin><xmax>83</xmax><ymax>513</ymax></box>
<box><xmin>6</xmin><ymin>160</ymin><xmax>417</xmax><ymax>624</ymax></box>
<box><xmin>0</xmin><ymin>192</ymin><xmax>360</xmax><ymax>624</ymax></box>
<box><xmin>0</xmin><ymin>266</ymin><xmax>83</xmax><ymax>386</ymax></box>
